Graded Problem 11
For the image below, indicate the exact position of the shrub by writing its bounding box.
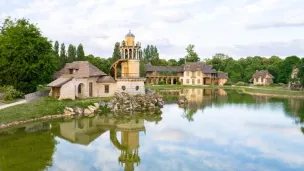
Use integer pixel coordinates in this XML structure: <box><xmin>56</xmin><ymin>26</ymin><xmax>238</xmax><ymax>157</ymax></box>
<box><xmin>176</xmin><ymin>80</ymin><xmax>181</xmax><ymax>85</ymax></box>
<box><xmin>0</xmin><ymin>86</ymin><xmax>24</xmax><ymax>101</ymax></box>
<box><xmin>224</xmin><ymin>81</ymin><xmax>232</xmax><ymax>86</ymax></box>
<box><xmin>158</xmin><ymin>80</ymin><xmax>165</xmax><ymax>85</ymax></box>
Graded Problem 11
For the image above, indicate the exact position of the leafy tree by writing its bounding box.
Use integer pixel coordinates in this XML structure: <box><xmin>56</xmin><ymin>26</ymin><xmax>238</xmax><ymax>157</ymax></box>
<box><xmin>111</xmin><ymin>42</ymin><xmax>121</xmax><ymax>62</ymax></box>
<box><xmin>0</xmin><ymin>18</ymin><xmax>58</xmax><ymax>93</ymax></box>
<box><xmin>76</xmin><ymin>44</ymin><xmax>85</xmax><ymax>60</ymax></box>
<box><xmin>67</xmin><ymin>44</ymin><xmax>76</xmax><ymax>62</ymax></box>
<box><xmin>53</xmin><ymin>41</ymin><xmax>59</xmax><ymax>57</ymax></box>
<box><xmin>185</xmin><ymin>44</ymin><xmax>200</xmax><ymax>62</ymax></box>
<box><xmin>178</xmin><ymin>58</ymin><xmax>186</xmax><ymax>66</ymax></box>
<box><xmin>277</xmin><ymin>56</ymin><xmax>301</xmax><ymax>83</ymax></box>
<box><xmin>143</xmin><ymin>45</ymin><xmax>160</xmax><ymax>65</ymax></box>
<box><xmin>168</xmin><ymin>59</ymin><xmax>178</xmax><ymax>66</ymax></box>
<box><xmin>59</xmin><ymin>43</ymin><xmax>67</xmax><ymax>67</ymax></box>
<box><xmin>84</xmin><ymin>54</ymin><xmax>111</xmax><ymax>74</ymax></box>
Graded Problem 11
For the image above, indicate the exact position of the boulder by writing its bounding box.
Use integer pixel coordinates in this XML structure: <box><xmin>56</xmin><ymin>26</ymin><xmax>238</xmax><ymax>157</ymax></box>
<box><xmin>88</xmin><ymin>105</ymin><xmax>96</xmax><ymax>112</ymax></box>
<box><xmin>84</xmin><ymin>109</ymin><xmax>92</xmax><ymax>116</ymax></box>
<box><xmin>65</xmin><ymin>107</ymin><xmax>74</xmax><ymax>112</ymax></box>
<box><xmin>94</xmin><ymin>103</ymin><xmax>99</xmax><ymax>108</ymax></box>
<box><xmin>73</xmin><ymin>106</ymin><xmax>84</xmax><ymax>116</ymax></box>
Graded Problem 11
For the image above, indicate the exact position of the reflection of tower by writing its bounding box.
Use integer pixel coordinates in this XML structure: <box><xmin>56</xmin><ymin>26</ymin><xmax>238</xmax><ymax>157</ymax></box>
<box><xmin>111</xmin><ymin>30</ymin><xmax>146</xmax><ymax>95</ymax></box>
<box><xmin>110</xmin><ymin>119</ymin><xmax>145</xmax><ymax>171</ymax></box>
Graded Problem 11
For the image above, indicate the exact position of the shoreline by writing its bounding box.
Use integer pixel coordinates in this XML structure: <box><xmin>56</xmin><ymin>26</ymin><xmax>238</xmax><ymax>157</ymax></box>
<box><xmin>0</xmin><ymin>113</ymin><xmax>73</xmax><ymax>130</ymax></box>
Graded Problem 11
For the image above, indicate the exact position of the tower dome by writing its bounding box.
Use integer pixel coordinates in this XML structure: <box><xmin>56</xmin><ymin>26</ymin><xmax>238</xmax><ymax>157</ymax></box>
<box><xmin>125</xmin><ymin>30</ymin><xmax>135</xmax><ymax>38</ymax></box>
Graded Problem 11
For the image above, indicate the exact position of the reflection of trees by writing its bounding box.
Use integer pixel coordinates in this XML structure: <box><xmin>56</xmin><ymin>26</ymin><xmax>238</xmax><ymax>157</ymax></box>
<box><xmin>181</xmin><ymin>108</ymin><xmax>197</xmax><ymax>122</ymax></box>
<box><xmin>0</xmin><ymin>126</ymin><xmax>55</xmax><ymax>171</ymax></box>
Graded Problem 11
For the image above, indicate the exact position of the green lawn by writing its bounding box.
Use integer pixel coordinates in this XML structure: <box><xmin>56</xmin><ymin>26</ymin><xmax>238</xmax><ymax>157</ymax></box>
<box><xmin>244</xmin><ymin>87</ymin><xmax>304</xmax><ymax>96</ymax></box>
<box><xmin>0</xmin><ymin>96</ymin><xmax>112</xmax><ymax>125</ymax></box>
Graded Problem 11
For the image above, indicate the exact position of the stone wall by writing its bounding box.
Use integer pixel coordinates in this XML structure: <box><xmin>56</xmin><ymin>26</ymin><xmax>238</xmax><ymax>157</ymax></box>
<box><xmin>116</xmin><ymin>79</ymin><xmax>145</xmax><ymax>95</ymax></box>
<box><xmin>25</xmin><ymin>90</ymin><xmax>50</xmax><ymax>101</ymax></box>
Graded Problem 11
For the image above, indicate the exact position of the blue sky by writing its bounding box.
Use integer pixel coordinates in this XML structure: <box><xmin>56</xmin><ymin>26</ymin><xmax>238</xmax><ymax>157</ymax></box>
<box><xmin>1</xmin><ymin>0</ymin><xmax>304</xmax><ymax>59</ymax></box>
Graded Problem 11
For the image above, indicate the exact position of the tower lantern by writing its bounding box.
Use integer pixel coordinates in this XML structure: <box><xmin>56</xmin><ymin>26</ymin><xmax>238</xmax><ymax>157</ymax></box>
<box><xmin>111</xmin><ymin>30</ymin><xmax>145</xmax><ymax>95</ymax></box>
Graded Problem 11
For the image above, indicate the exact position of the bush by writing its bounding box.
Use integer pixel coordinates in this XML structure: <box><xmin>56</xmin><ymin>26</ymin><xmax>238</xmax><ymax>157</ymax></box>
<box><xmin>224</xmin><ymin>81</ymin><xmax>232</xmax><ymax>86</ymax></box>
<box><xmin>0</xmin><ymin>86</ymin><xmax>24</xmax><ymax>101</ymax></box>
<box><xmin>236</xmin><ymin>82</ymin><xmax>249</xmax><ymax>86</ymax></box>
<box><xmin>158</xmin><ymin>80</ymin><xmax>165</xmax><ymax>85</ymax></box>
<box><xmin>176</xmin><ymin>80</ymin><xmax>181</xmax><ymax>85</ymax></box>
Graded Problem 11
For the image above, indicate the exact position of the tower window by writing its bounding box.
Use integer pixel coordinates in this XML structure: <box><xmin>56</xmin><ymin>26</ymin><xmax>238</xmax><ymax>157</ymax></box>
<box><xmin>122</xmin><ymin>86</ymin><xmax>126</xmax><ymax>91</ymax></box>
<box><xmin>135</xmin><ymin>86</ymin><xmax>139</xmax><ymax>91</ymax></box>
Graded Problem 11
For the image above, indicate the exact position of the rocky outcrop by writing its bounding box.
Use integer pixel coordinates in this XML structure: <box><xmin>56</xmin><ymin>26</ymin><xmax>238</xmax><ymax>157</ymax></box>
<box><xmin>178</xmin><ymin>96</ymin><xmax>188</xmax><ymax>105</ymax></box>
<box><xmin>100</xmin><ymin>92</ymin><xmax>164</xmax><ymax>114</ymax></box>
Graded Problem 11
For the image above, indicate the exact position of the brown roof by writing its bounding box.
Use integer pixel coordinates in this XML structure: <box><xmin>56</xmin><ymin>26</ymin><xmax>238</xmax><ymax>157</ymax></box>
<box><xmin>97</xmin><ymin>76</ymin><xmax>116</xmax><ymax>83</ymax></box>
<box><xmin>217</xmin><ymin>72</ymin><xmax>228</xmax><ymax>79</ymax></box>
<box><xmin>184</xmin><ymin>62</ymin><xmax>217</xmax><ymax>73</ymax></box>
<box><xmin>47</xmin><ymin>76</ymin><xmax>73</xmax><ymax>87</ymax></box>
<box><xmin>54</xmin><ymin>61</ymin><xmax>107</xmax><ymax>79</ymax></box>
<box><xmin>145</xmin><ymin>64</ymin><xmax>184</xmax><ymax>72</ymax></box>
<box><xmin>251</xmin><ymin>70</ymin><xmax>274</xmax><ymax>79</ymax></box>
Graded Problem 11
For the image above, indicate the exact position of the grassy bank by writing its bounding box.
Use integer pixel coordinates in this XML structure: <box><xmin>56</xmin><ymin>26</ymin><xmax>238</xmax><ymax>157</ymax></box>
<box><xmin>243</xmin><ymin>87</ymin><xmax>304</xmax><ymax>96</ymax></box>
<box><xmin>0</xmin><ymin>96</ymin><xmax>112</xmax><ymax>125</ymax></box>
<box><xmin>146</xmin><ymin>84</ymin><xmax>241</xmax><ymax>90</ymax></box>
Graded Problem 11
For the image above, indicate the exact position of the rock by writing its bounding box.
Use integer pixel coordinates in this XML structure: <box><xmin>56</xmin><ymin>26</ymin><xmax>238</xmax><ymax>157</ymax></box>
<box><xmin>94</xmin><ymin>103</ymin><xmax>99</xmax><ymax>108</ymax></box>
<box><xmin>88</xmin><ymin>113</ymin><xmax>95</xmax><ymax>118</ymax></box>
<box><xmin>65</xmin><ymin>107</ymin><xmax>74</xmax><ymax>112</ymax></box>
<box><xmin>178</xmin><ymin>96</ymin><xmax>188</xmax><ymax>104</ymax></box>
<box><xmin>84</xmin><ymin>109</ymin><xmax>92</xmax><ymax>116</ymax></box>
<box><xmin>73</xmin><ymin>107</ymin><xmax>84</xmax><ymax>116</ymax></box>
<box><xmin>88</xmin><ymin>105</ymin><xmax>96</xmax><ymax>112</ymax></box>
<box><xmin>64</xmin><ymin>109</ymin><xmax>75</xmax><ymax>115</ymax></box>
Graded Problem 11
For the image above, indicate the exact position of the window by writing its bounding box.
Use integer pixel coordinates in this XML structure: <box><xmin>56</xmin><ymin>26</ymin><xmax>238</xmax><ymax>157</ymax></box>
<box><xmin>69</xmin><ymin>69</ymin><xmax>73</xmax><ymax>74</ymax></box>
<box><xmin>186</xmin><ymin>79</ymin><xmax>189</xmax><ymax>84</ymax></box>
<box><xmin>192</xmin><ymin>79</ymin><xmax>195</xmax><ymax>85</ymax></box>
<box><xmin>135</xmin><ymin>86</ymin><xmax>139</xmax><ymax>91</ymax></box>
<box><xmin>197</xmin><ymin>79</ymin><xmax>200</xmax><ymax>84</ymax></box>
<box><xmin>105</xmin><ymin>85</ymin><xmax>109</xmax><ymax>93</ymax></box>
<box><xmin>122</xmin><ymin>86</ymin><xmax>126</xmax><ymax>91</ymax></box>
<box><xmin>192</xmin><ymin>71</ymin><xmax>195</xmax><ymax>77</ymax></box>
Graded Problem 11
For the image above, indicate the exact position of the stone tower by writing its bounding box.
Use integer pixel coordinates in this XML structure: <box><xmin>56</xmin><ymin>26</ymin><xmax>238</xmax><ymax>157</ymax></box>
<box><xmin>111</xmin><ymin>30</ymin><xmax>145</xmax><ymax>95</ymax></box>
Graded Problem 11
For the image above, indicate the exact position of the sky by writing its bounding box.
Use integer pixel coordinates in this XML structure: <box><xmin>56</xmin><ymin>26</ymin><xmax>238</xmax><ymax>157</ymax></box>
<box><xmin>1</xmin><ymin>0</ymin><xmax>304</xmax><ymax>60</ymax></box>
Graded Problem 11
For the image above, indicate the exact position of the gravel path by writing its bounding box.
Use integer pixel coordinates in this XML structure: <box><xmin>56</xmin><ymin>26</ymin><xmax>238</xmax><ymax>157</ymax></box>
<box><xmin>0</xmin><ymin>100</ymin><xmax>27</xmax><ymax>110</ymax></box>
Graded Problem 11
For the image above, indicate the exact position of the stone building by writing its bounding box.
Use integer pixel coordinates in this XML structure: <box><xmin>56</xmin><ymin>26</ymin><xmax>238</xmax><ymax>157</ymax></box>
<box><xmin>48</xmin><ymin>61</ymin><xmax>116</xmax><ymax>100</ymax></box>
<box><xmin>145</xmin><ymin>62</ymin><xmax>228</xmax><ymax>86</ymax></box>
<box><xmin>110</xmin><ymin>30</ymin><xmax>146</xmax><ymax>95</ymax></box>
<box><xmin>250</xmin><ymin>70</ymin><xmax>274</xmax><ymax>85</ymax></box>
<box><xmin>48</xmin><ymin>31</ymin><xmax>145</xmax><ymax>100</ymax></box>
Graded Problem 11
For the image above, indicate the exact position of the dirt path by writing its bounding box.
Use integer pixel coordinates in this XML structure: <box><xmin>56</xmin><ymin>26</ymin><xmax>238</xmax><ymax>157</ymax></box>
<box><xmin>0</xmin><ymin>100</ymin><xmax>27</xmax><ymax>110</ymax></box>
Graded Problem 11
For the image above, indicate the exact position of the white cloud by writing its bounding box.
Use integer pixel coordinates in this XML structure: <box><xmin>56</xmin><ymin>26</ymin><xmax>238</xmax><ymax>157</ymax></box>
<box><xmin>1</xmin><ymin>0</ymin><xmax>304</xmax><ymax>59</ymax></box>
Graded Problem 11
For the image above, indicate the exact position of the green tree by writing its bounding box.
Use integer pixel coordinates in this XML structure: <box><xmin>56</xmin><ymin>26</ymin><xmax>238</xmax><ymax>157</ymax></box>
<box><xmin>67</xmin><ymin>44</ymin><xmax>76</xmax><ymax>62</ymax></box>
<box><xmin>111</xmin><ymin>42</ymin><xmax>121</xmax><ymax>62</ymax></box>
<box><xmin>53</xmin><ymin>41</ymin><xmax>59</xmax><ymax>57</ymax></box>
<box><xmin>76</xmin><ymin>44</ymin><xmax>85</xmax><ymax>60</ymax></box>
<box><xmin>168</xmin><ymin>59</ymin><xmax>178</xmax><ymax>66</ymax></box>
<box><xmin>0</xmin><ymin>18</ymin><xmax>58</xmax><ymax>93</ymax></box>
<box><xmin>185</xmin><ymin>44</ymin><xmax>200</xmax><ymax>62</ymax></box>
<box><xmin>59</xmin><ymin>43</ymin><xmax>67</xmax><ymax>67</ymax></box>
<box><xmin>143</xmin><ymin>45</ymin><xmax>160</xmax><ymax>65</ymax></box>
<box><xmin>278</xmin><ymin>56</ymin><xmax>301</xmax><ymax>83</ymax></box>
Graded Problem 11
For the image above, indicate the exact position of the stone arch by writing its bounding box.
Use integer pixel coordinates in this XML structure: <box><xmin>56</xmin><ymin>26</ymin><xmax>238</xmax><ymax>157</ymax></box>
<box><xmin>129</xmin><ymin>49</ymin><xmax>133</xmax><ymax>59</ymax></box>
<box><xmin>78</xmin><ymin>83</ymin><xmax>85</xmax><ymax>98</ymax></box>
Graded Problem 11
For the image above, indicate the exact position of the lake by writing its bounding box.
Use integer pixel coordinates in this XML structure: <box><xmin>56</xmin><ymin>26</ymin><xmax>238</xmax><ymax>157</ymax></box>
<box><xmin>1</xmin><ymin>88</ymin><xmax>304</xmax><ymax>171</ymax></box>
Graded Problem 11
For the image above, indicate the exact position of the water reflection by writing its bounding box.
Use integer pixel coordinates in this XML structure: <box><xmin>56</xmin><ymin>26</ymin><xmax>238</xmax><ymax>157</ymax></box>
<box><xmin>1</xmin><ymin>89</ymin><xmax>304</xmax><ymax>171</ymax></box>
<box><xmin>51</xmin><ymin>117</ymin><xmax>147</xmax><ymax>171</ymax></box>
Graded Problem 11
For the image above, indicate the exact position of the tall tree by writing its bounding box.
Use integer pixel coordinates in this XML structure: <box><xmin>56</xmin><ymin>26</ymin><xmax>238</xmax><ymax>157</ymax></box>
<box><xmin>0</xmin><ymin>18</ymin><xmax>58</xmax><ymax>93</ymax></box>
<box><xmin>143</xmin><ymin>45</ymin><xmax>160</xmax><ymax>65</ymax></box>
<box><xmin>278</xmin><ymin>56</ymin><xmax>301</xmax><ymax>83</ymax></box>
<box><xmin>76</xmin><ymin>44</ymin><xmax>85</xmax><ymax>60</ymax></box>
<box><xmin>111</xmin><ymin>42</ymin><xmax>121</xmax><ymax>62</ymax></box>
<box><xmin>60</xmin><ymin>43</ymin><xmax>67</xmax><ymax>67</ymax></box>
<box><xmin>53</xmin><ymin>41</ymin><xmax>59</xmax><ymax>57</ymax></box>
<box><xmin>67</xmin><ymin>44</ymin><xmax>76</xmax><ymax>62</ymax></box>
<box><xmin>185</xmin><ymin>44</ymin><xmax>200</xmax><ymax>62</ymax></box>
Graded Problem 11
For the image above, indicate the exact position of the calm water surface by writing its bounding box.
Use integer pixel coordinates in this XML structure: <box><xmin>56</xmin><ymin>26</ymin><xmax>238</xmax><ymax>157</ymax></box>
<box><xmin>1</xmin><ymin>89</ymin><xmax>304</xmax><ymax>171</ymax></box>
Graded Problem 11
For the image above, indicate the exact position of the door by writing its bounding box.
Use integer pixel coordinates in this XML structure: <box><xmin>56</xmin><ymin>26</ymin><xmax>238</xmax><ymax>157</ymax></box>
<box><xmin>89</xmin><ymin>82</ymin><xmax>93</xmax><ymax>97</ymax></box>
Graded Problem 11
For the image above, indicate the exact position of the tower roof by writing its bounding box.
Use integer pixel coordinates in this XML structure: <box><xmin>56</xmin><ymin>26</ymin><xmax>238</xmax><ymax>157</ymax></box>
<box><xmin>125</xmin><ymin>30</ymin><xmax>135</xmax><ymax>38</ymax></box>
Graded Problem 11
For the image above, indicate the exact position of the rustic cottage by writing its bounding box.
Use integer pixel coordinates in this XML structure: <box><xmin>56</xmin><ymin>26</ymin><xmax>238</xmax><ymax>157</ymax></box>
<box><xmin>250</xmin><ymin>70</ymin><xmax>274</xmax><ymax>85</ymax></box>
<box><xmin>48</xmin><ymin>61</ymin><xmax>116</xmax><ymax>100</ymax></box>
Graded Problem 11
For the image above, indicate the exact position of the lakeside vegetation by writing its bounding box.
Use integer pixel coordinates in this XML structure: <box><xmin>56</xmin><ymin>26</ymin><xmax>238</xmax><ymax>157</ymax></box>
<box><xmin>0</xmin><ymin>97</ymin><xmax>111</xmax><ymax>125</ymax></box>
